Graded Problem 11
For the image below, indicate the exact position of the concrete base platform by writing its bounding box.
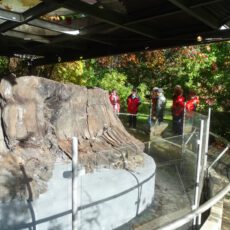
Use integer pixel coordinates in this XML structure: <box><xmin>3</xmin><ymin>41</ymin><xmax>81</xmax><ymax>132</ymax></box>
<box><xmin>79</xmin><ymin>153</ymin><xmax>156</xmax><ymax>230</ymax></box>
<box><xmin>0</xmin><ymin>153</ymin><xmax>156</xmax><ymax>230</ymax></box>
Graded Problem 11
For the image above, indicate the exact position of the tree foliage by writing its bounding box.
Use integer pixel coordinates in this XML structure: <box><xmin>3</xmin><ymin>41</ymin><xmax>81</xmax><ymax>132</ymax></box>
<box><xmin>0</xmin><ymin>56</ymin><xmax>9</xmax><ymax>75</ymax></box>
<box><xmin>88</xmin><ymin>42</ymin><xmax>230</xmax><ymax>112</ymax></box>
<box><xmin>51</xmin><ymin>61</ymin><xmax>84</xmax><ymax>84</ymax></box>
<box><xmin>99</xmin><ymin>70</ymin><xmax>132</xmax><ymax>106</ymax></box>
<box><xmin>0</xmin><ymin>42</ymin><xmax>229</xmax><ymax>112</ymax></box>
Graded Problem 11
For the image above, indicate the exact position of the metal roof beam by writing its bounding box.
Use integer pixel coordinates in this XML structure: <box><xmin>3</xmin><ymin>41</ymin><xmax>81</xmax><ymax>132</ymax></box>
<box><xmin>188</xmin><ymin>0</ymin><xmax>222</xmax><ymax>8</ymax></box>
<box><xmin>0</xmin><ymin>8</ymin><xmax>23</xmax><ymax>22</ymax></box>
<box><xmin>2</xmin><ymin>30</ymin><xmax>50</xmax><ymax>43</ymax></box>
<box><xmin>0</xmin><ymin>7</ymin><xmax>80</xmax><ymax>36</ymax></box>
<box><xmin>51</xmin><ymin>33</ymin><xmax>116</xmax><ymax>46</ymax></box>
<box><xmin>168</xmin><ymin>0</ymin><xmax>220</xmax><ymax>29</ymax></box>
<box><xmin>28</xmin><ymin>19</ymin><xmax>79</xmax><ymax>35</ymax></box>
<box><xmin>0</xmin><ymin>1</ymin><xmax>61</xmax><ymax>33</ymax></box>
<box><xmin>126</xmin><ymin>0</ymin><xmax>222</xmax><ymax>25</ymax></box>
<box><xmin>65</xmin><ymin>0</ymin><xmax>159</xmax><ymax>39</ymax></box>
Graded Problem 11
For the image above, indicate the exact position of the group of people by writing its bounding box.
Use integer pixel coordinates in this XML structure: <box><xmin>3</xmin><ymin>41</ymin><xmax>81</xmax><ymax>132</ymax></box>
<box><xmin>172</xmin><ymin>85</ymin><xmax>199</xmax><ymax>135</ymax></box>
<box><xmin>109</xmin><ymin>88</ymin><xmax>141</xmax><ymax>128</ymax></box>
<box><xmin>109</xmin><ymin>85</ymin><xmax>199</xmax><ymax>133</ymax></box>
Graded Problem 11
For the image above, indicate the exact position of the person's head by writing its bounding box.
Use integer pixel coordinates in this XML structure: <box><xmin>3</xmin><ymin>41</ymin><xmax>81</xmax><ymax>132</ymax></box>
<box><xmin>157</xmin><ymin>88</ymin><xmax>164</xmax><ymax>95</ymax></box>
<box><xmin>132</xmin><ymin>88</ymin><xmax>137</xmax><ymax>96</ymax></box>
<box><xmin>111</xmin><ymin>89</ymin><xmax>117</xmax><ymax>95</ymax></box>
<box><xmin>152</xmin><ymin>87</ymin><xmax>158</xmax><ymax>96</ymax></box>
<box><xmin>174</xmin><ymin>85</ymin><xmax>183</xmax><ymax>96</ymax></box>
<box><xmin>188</xmin><ymin>90</ymin><xmax>196</xmax><ymax>98</ymax></box>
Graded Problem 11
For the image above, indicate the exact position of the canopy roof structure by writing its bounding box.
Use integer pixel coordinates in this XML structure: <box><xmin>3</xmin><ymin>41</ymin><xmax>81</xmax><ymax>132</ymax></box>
<box><xmin>0</xmin><ymin>0</ymin><xmax>230</xmax><ymax>65</ymax></box>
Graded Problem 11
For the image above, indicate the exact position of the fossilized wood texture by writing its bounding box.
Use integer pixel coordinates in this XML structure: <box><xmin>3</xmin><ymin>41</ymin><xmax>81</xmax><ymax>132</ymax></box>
<box><xmin>0</xmin><ymin>76</ymin><xmax>144</xmax><ymax>200</ymax></box>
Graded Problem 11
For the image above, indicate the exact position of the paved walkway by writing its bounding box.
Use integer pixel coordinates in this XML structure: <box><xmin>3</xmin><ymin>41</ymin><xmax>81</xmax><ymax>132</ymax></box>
<box><xmin>222</xmin><ymin>196</ymin><xmax>230</xmax><ymax>230</ymax></box>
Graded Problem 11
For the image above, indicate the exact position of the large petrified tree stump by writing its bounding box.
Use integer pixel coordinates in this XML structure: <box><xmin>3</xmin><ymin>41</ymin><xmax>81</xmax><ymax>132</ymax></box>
<box><xmin>0</xmin><ymin>76</ymin><xmax>144</xmax><ymax>200</ymax></box>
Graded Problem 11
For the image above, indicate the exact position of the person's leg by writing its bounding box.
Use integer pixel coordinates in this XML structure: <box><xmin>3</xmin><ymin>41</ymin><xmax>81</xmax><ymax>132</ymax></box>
<box><xmin>172</xmin><ymin>115</ymin><xmax>177</xmax><ymax>134</ymax></box>
<box><xmin>177</xmin><ymin>115</ymin><xmax>183</xmax><ymax>135</ymax></box>
<box><xmin>133</xmin><ymin>114</ymin><xmax>137</xmax><ymax>128</ymax></box>
<box><xmin>180</xmin><ymin>115</ymin><xmax>184</xmax><ymax>135</ymax></box>
<box><xmin>128</xmin><ymin>114</ymin><xmax>132</xmax><ymax>127</ymax></box>
<box><xmin>158</xmin><ymin>110</ymin><xmax>163</xmax><ymax>124</ymax></box>
<box><xmin>173</xmin><ymin>116</ymin><xmax>181</xmax><ymax>134</ymax></box>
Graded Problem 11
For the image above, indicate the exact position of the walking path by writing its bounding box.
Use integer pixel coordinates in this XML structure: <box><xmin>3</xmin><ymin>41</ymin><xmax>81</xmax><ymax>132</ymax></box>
<box><xmin>222</xmin><ymin>196</ymin><xmax>230</xmax><ymax>230</ymax></box>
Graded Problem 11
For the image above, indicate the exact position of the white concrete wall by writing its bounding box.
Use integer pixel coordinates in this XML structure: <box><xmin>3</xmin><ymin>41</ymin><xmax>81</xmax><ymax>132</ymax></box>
<box><xmin>0</xmin><ymin>153</ymin><xmax>156</xmax><ymax>230</ymax></box>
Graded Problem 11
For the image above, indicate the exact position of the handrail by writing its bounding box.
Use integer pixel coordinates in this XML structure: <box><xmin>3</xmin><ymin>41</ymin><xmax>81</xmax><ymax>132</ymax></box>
<box><xmin>194</xmin><ymin>119</ymin><xmax>204</xmax><ymax>226</ymax></box>
<box><xmin>116</xmin><ymin>112</ymin><xmax>149</xmax><ymax>117</ymax></box>
<box><xmin>157</xmin><ymin>183</ymin><xmax>230</xmax><ymax>230</ymax></box>
<box><xmin>207</xmin><ymin>145</ymin><xmax>230</xmax><ymax>175</ymax></box>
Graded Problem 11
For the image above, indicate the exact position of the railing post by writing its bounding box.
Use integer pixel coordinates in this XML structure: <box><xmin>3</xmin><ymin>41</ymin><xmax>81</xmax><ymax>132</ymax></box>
<box><xmin>193</xmin><ymin>119</ymin><xmax>204</xmax><ymax>227</ymax></box>
<box><xmin>204</xmin><ymin>108</ymin><xmax>211</xmax><ymax>172</ymax></box>
<box><xmin>72</xmin><ymin>136</ymin><xmax>78</xmax><ymax>230</ymax></box>
<box><xmin>181</xmin><ymin>102</ymin><xmax>186</xmax><ymax>157</ymax></box>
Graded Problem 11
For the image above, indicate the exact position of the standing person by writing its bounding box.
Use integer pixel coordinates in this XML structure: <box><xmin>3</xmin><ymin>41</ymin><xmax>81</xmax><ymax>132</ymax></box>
<box><xmin>109</xmin><ymin>89</ymin><xmax>120</xmax><ymax>113</ymax></box>
<box><xmin>127</xmin><ymin>88</ymin><xmax>141</xmax><ymax>128</ymax></box>
<box><xmin>156</xmin><ymin>88</ymin><xmax>167</xmax><ymax>124</ymax></box>
<box><xmin>186</xmin><ymin>90</ymin><xmax>199</xmax><ymax>113</ymax></box>
<box><xmin>151</xmin><ymin>87</ymin><xmax>159</xmax><ymax>121</ymax></box>
<box><xmin>172</xmin><ymin>85</ymin><xmax>185</xmax><ymax>135</ymax></box>
<box><xmin>185</xmin><ymin>90</ymin><xmax>200</xmax><ymax>128</ymax></box>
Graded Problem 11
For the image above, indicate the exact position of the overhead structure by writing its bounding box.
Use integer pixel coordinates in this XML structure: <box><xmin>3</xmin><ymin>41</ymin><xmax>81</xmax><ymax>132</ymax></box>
<box><xmin>0</xmin><ymin>0</ymin><xmax>230</xmax><ymax>65</ymax></box>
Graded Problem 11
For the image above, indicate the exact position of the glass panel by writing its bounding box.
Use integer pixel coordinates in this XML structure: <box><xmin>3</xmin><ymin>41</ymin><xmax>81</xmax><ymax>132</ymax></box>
<box><xmin>40</xmin><ymin>7</ymin><xmax>96</xmax><ymax>30</ymax></box>
<box><xmin>180</xmin><ymin>111</ymin><xmax>208</xmax><ymax>206</ymax></box>
<box><xmin>0</xmin><ymin>0</ymin><xmax>41</xmax><ymax>13</ymax></box>
<box><xmin>106</xmin><ymin>114</ymin><xmax>194</xmax><ymax>229</ymax></box>
<box><xmin>14</xmin><ymin>24</ymin><xmax>60</xmax><ymax>36</ymax></box>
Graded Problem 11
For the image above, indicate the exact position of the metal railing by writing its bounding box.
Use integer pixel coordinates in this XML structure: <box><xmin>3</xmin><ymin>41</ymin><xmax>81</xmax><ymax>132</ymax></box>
<box><xmin>157</xmin><ymin>183</ymin><xmax>230</xmax><ymax>230</ymax></box>
<box><xmin>72</xmin><ymin>136</ymin><xmax>78</xmax><ymax>230</ymax></box>
<box><xmin>207</xmin><ymin>145</ymin><xmax>230</xmax><ymax>176</ymax></box>
<box><xmin>70</xmin><ymin>108</ymin><xmax>230</xmax><ymax>230</ymax></box>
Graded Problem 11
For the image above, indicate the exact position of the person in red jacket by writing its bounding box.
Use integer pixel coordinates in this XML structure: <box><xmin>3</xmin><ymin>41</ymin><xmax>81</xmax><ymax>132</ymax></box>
<box><xmin>172</xmin><ymin>85</ymin><xmax>185</xmax><ymax>135</ymax></box>
<box><xmin>109</xmin><ymin>89</ymin><xmax>120</xmax><ymax>114</ymax></box>
<box><xmin>127</xmin><ymin>88</ymin><xmax>141</xmax><ymax>128</ymax></box>
<box><xmin>186</xmin><ymin>90</ymin><xmax>199</xmax><ymax>113</ymax></box>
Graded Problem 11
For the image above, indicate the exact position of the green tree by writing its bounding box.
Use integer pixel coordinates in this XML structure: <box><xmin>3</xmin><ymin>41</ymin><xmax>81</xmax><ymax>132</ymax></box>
<box><xmin>0</xmin><ymin>56</ymin><xmax>9</xmax><ymax>75</ymax></box>
<box><xmin>99</xmin><ymin>70</ymin><xmax>132</xmax><ymax>108</ymax></box>
<box><xmin>51</xmin><ymin>60</ymin><xmax>84</xmax><ymax>84</ymax></box>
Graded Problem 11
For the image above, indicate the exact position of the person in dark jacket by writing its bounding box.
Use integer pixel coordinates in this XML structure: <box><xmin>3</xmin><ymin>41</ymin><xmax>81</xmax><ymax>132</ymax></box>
<box><xmin>156</xmin><ymin>88</ymin><xmax>167</xmax><ymax>124</ymax></box>
<box><xmin>172</xmin><ymin>85</ymin><xmax>185</xmax><ymax>135</ymax></box>
<box><xmin>127</xmin><ymin>88</ymin><xmax>141</xmax><ymax>128</ymax></box>
<box><xmin>151</xmin><ymin>87</ymin><xmax>159</xmax><ymax>121</ymax></box>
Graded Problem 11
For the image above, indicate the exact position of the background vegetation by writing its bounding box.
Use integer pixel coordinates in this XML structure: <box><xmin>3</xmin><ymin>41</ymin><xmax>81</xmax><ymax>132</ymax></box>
<box><xmin>0</xmin><ymin>41</ymin><xmax>229</xmax><ymax>139</ymax></box>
